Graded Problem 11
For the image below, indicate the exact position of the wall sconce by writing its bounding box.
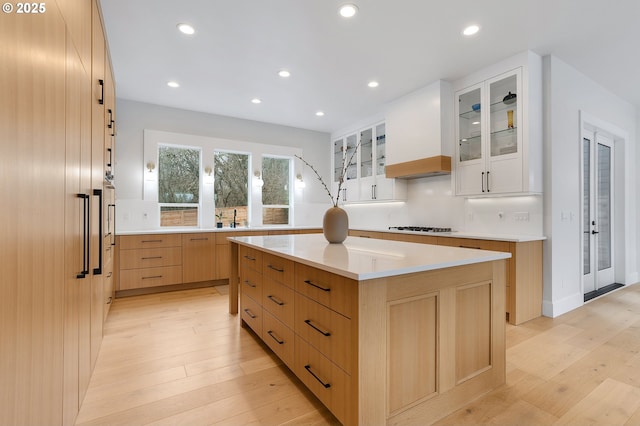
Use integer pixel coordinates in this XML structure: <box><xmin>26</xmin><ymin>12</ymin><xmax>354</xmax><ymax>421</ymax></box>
<box><xmin>295</xmin><ymin>173</ymin><xmax>306</xmax><ymax>188</ymax></box>
<box><xmin>253</xmin><ymin>170</ymin><xmax>264</xmax><ymax>187</ymax></box>
<box><xmin>146</xmin><ymin>161</ymin><xmax>155</xmax><ymax>172</ymax></box>
<box><xmin>204</xmin><ymin>166</ymin><xmax>212</xmax><ymax>176</ymax></box>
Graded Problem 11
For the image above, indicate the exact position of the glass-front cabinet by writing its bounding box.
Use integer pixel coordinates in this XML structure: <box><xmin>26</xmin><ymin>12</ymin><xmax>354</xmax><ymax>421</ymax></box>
<box><xmin>332</xmin><ymin>121</ymin><xmax>405</xmax><ymax>203</ymax></box>
<box><xmin>455</xmin><ymin>68</ymin><xmax>524</xmax><ymax>196</ymax></box>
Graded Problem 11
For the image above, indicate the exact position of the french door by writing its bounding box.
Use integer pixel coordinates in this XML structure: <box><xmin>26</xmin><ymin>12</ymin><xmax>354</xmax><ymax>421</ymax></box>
<box><xmin>582</xmin><ymin>130</ymin><xmax>615</xmax><ymax>294</ymax></box>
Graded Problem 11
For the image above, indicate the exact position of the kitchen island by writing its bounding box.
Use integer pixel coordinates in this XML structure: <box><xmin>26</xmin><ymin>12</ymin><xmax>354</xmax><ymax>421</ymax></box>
<box><xmin>228</xmin><ymin>234</ymin><xmax>510</xmax><ymax>425</ymax></box>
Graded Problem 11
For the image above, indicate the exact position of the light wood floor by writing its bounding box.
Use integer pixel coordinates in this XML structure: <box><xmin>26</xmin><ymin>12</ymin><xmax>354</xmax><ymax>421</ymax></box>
<box><xmin>76</xmin><ymin>284</ymin><xmax>640</xmax><ymax>425</ymax></box>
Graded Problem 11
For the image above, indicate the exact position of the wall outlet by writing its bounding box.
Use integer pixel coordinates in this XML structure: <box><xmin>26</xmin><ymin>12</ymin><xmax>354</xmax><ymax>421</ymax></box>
<box><xmin>514</xmin><ymin>212</ymin><xmax>530</xmax><ymax>222</ymax></box>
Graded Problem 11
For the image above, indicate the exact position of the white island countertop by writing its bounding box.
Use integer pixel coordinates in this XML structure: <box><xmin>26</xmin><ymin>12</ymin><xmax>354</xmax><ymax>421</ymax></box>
<box><xmin>229</xmin><ymin>233</ymin><xmax>511</xmax><ymax>281</ymax></box>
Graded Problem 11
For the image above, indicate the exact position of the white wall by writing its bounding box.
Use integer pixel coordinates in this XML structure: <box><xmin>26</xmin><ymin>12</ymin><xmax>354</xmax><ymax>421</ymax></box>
<box><xmin>543</xmin><ymin>55</ymin><xmax>638</xmax><ymax>317</ymax></box>
<box><xmin>114</xmin><ymin>99</ymin><xmax>332</xmax><ymax>231</ymax></box>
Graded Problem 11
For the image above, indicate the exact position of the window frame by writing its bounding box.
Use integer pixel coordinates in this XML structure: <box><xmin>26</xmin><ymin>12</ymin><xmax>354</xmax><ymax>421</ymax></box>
<box><xmin>261</xmin><ymin>154</ymin><xmax>294</xmax><ymax>226</ymax></box>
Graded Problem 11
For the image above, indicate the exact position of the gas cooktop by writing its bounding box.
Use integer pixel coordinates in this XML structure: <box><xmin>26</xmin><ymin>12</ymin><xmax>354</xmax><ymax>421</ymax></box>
<box><xmin>389</xmin><ymin>226</ymin><xmax>452</xmax><ymax>233</ymax></box>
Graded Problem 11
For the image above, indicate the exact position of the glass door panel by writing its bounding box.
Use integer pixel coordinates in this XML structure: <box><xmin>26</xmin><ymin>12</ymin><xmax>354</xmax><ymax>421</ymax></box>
<box><xmin>489</xmin><ymin>74</ymin><xmax>518</xmax><ymax>157</ymax></box>
<box><xmin>345</xmin><ymin>134</ymin><xmax>358</xmax><ymax>181</ymax></box>
<box><xmin>360</xmin><ymin>128</ymin><xmax>373</xmax><ymax>179</ymax></box>
<box><xmin>458</xmin><ymin>88</ymin><xmax>482</xmax><ymax>162</ymax></box>
<box><xmin>375</xmin><ymin>123</ymin><xmax>386</xmax><ymax>177</ymax></box>
<box><xmin>333</xmin><ymin>138</ymin><xmax>344</xmax><ymax>183</ymax></box>
<box><xmin>597</xmin><ymin>143</ymin><xmax>612</xmax><ymax>271</ymax></box>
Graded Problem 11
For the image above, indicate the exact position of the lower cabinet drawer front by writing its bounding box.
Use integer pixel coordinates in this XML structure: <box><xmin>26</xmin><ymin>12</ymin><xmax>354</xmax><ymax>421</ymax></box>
<box><xmin>120</xmin><ymin>247</ymin><xmax>182</xmax><ymax>270</ymax></box>
<box><xmin>240</xmin><ymin>266</ymin><xmax>262</xmax><ymax>302</ymax></box>
<box><xmin>119</xmin><ymin>233</ymin><xmax>182</xmax><ymax>250</ymax></box>
<box><xmin>295</xmin><ymin>263</ymin><xmax>357</xmax><ymax>319</ymax></box>
<box><xmin>262</xmin><ymin>310</ymin><xmax>294</xmax><ymax>369</ymax></box>
<box><xmin>262</xmin><ymin>276</ymin><xmax>294</xmax><ymax>327</ymax></box>
<box><xmin>295</xmin><ymin>293</ymin><xmax>352</xmax><ymax>375</ymax></box>
<box><xmin>262</xmin><ymin>252</ymin><xmax>294</xmax><ymax>288</ymax></box>
<box><xmin>119</xmin><ymin>266</ymin><xmax>182</xmax><ymax>290</ymax></box>
<box><xmin>241</xmin><ymin>293</ymin><xmax>263</xmax><ymax>336</ymax></box>
<box><xmin>295</xmin><ymin>336</ymin><xmax>352</xmax><ymax>426</ymax></box>
<box><xmin>239</xmin><ymin>246</ymin><xmax>263</xmax><ymax>272</ymax></box>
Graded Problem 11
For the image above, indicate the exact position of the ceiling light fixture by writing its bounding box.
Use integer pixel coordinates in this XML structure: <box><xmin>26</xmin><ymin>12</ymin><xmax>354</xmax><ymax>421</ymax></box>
<box><xmin>278</xmin><ymin>70</ymin><xmax>291</xmax><ymax>78</ymax></box>
<box><xmin>251</xmin><ymin>98</ymin><xmax>262</xmax><ymax>104</ymax></box>
<box><xmin>177</xmin><ymin>23</ymin><xmax>195</xmax><ymax>35</ymax></box>
<box><xmin>462</xmin><ymin>25</ymin><xmax>480</xmax><ymax>36</ymax></box>
<box><xmin>339</xmin><ymin>4</ymin><xmax>358</xmax><ymax>18</ymax></box>
<box><xmin>167</xmin><ymin>81</ymin><xmax>180</xmax><ymax>88</ymax></box>
<box><xmin>315</xmin><ymin>111</ymin><xmax>325</xmax><ymax>117</ymax></box>
<box><xmin>368</xmin><ymin>81</ymin><xmax>379</xmax><ymax>88</ymax></box>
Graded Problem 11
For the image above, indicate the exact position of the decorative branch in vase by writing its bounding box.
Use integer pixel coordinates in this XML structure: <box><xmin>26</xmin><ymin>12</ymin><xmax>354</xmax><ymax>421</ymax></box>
<box><xmin>295</xmin><ymin>138</ymin><xmax>360</xmax><ymax>243</ymax></box>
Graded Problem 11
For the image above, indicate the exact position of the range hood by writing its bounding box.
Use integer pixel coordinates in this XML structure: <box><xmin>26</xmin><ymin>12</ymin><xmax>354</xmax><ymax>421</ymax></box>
<box><xmin>384</xmin><ymin>80</ymin><xmax>453</xmax><ymax>179</ymax></box>
<box><xmin>385</xmin><ymin>155</ymin><xmax>451</xmax><ymax>179</ymax></box>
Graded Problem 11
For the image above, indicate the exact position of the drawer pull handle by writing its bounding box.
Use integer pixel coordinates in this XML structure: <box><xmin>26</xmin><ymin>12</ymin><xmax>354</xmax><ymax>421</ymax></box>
<box><xmin>106</xmin><ymin>272</ymin><xmax>113</xmax><ymax>278</ymax></box>
<box><xmin>267</xmin><ymin>330</ymin><xmax>284</xmax><ymax>345</ymax></box>
<box><xmin>267</xmin><ymin>295</ymin><xmax>284</xmax><ymax>306</ymax></box>
<box><xmin>304</xmin><ymin>365</ymin><xmax>331</xmax><ymax>388</ymax></box>
<box><xmin>244</xmin><ymin>280</ymin><xmax>257</xmax><ymax>288</ymax></box>
<box><xmin>459</xmin><ymin>245</ymin><xmax>481</xmax><ymax>250</ymax></box>
<box><xmin>304</xmin><ymin>279</ymin><xmax>330</xmax><ymax>292</ymax></box>
<box><xmin>190</xmin><ymin>237</ymin><xmax>209</xmax><ymax>241</ymax></box>
<box><xmin>304</xmin><ymin>319</ymin><xmax>331</xmax><ymax>337</ymax></box>
<box><xmin>243</xmin><ymin>255</ymin><xmax>256</xmax><ymax>261</ymax></box>
<box><xmin>267</xmin><ymin>264</ymin><xmax>284</xmax><ymax>273</ymax></box>
<box><xmin>106</xmin><ymin>296</ymin><xmax>112</xmax><ymax>304</ymax></box>
<box><xmin>141</xmin><ymin>256</ymin><xmax>163</xmax><ymax>260</ymax></box>
<box><xmin>244</xmin><ymin>308</ymin><xmax>257</xmax><ymax>319</ymax></box>
<box><xmin>141</xmin><ymin>239</ymin><xmax>163</xmax><ymax>243</ymax></box>
<box><xmin>142</xmin><ymin>275</ymin><xmax>163</xmax><ymax>280</ymax></box>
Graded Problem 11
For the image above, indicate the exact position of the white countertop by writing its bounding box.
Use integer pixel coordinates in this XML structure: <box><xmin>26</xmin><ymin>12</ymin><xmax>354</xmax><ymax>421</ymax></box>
<box><xmin>229</xmin><ymin>234</ymin><xmax>511</xmax><ymax>281</ymax></box>
<box><xmin>358</xmin><ymin>228</ymin><xmax>546</xmax><ymax>243</ymax></box>
<box><xmin>116</xmin><ymin>225</ymin><xmax>320</xmax><ymax>236</ymax></box>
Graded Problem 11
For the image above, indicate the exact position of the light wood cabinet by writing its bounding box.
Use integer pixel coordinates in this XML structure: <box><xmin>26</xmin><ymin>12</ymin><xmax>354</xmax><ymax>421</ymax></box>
<box><xmin>118</xmin><ymin>234</ymin><xmax>183</xmax><ymax>290</ymax></box>
<box><xmin>182</xmin><ymin>233</ymin><xmax>216</xmax><ymax>283</ymax></box>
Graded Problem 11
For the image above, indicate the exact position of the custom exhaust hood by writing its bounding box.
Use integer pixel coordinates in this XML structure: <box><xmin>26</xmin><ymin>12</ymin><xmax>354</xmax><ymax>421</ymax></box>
<box><xmin>384</xmin><ymin>80</ymin><xmax>453</xmax><ymax>179</ymax></box>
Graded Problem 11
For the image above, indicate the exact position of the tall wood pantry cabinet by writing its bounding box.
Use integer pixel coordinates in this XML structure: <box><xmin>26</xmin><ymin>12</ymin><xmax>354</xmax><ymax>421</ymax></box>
<box><xmin>0</xmin><ymin>1</ymin><xmax>116</xmax><ymax>424</ymax></box>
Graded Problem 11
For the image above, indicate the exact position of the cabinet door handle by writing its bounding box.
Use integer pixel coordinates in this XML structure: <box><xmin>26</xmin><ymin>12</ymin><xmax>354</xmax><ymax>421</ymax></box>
<box><xmin>142</xmin><ymin>239</ymin><xmax>163</xmax><ymax>243</ymax></box>
<box><xmin>98</xmin><ymin>79</ymin><xmax>104</xmax><ymax>105</ymax></box>
<box><xmin>190</xmin><ymin>237</ymin><xmax>209</xmax><ymax>241</ymax></box>
<box><xmin>77</xmin><ymin>194</ymin><xmax>90</xmax><ymax>279</ymax></box>
<box><xmin>106</xmin><ymin>272</ymin><xmax>113</xmax><ymax>278</ymax></box>
<box><xmin>243</xmin><ymin>255</ymin><xmax>256</xmax><ymax>261</ymax></box>
<box><xmin>141</xmin><ymin>256</ymin><xmax>163</xmax><ymax>260</ymax></box>
<box><xmin>304</xmin><ymin>365</ymin><xmax>331</xmax><ymax>388</ymax></box>
<box><xmin>244</xmin><ymin>308</ymin><xmax>257</xmax><ymax>319</ymax></box>
<box><xmin>267</xmin><ymin>330</ymin><xmax>284</xmax><ymax>345</ymax></box>
<box><xmin>267</xmin><ymin>264</ymin><xmax>284</xmax><ymax>273</ymax></box>
<box><xmin>107</xmin><ymin>109</ymin><xmax>113</xmax><ymax>128</ymax></box>
<box><xmin>486</xmin><ymin>171</ymin><xmax>490</xmax><ymax>192</ymax></box>
<box><xmin>267</xmin><ymin>295</ymin><xmax>284</xmax><ymax>306</ymax></box>
<box><xmin>304</xmin><ymin>319</ymin><xmax>331</xmax><ymax>337</ymax></box>
<box><xmin>106</xmin><ymin>296</ymin><xmax>112</xmax><ymax>305</ymax></box>
<box><xmin>304</xmin><ymin>279</ymin><xmax>330</xmax><ymax>292</ymax></box>
<box><xmin>93</xmin><ymin>189</ymin><xmax>103</xmax><ymax>275</ymax></box>
<box><xmin>106</xmin><ymin>147</ymin><xmax>112</xmax><ymax>167</ymax></box>
<box><xmin>243</xmin><ymin>280</ymin><xmax>256</xmax><ymax>288</ymax></box>
<box><xmin>142</xmin><ymin>275</ymin><xmax>163</xmax><ymax>280</ymax></box>
<box><xmin>481</xmin><ymin>171</ymin><xmax>485</xmax><ymax>192</ymax></box>
<box><xmin>459</xmin><ymin>245</ymin><xmax>482</xmax><ymax>250</ymax></box>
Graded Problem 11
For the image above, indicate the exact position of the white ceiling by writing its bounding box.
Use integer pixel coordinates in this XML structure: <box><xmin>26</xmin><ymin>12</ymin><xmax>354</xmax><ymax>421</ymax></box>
<box><xmin>101</xmin><ymin>0</ymin><xmax>640</xmax><ymax>134</ymax></box>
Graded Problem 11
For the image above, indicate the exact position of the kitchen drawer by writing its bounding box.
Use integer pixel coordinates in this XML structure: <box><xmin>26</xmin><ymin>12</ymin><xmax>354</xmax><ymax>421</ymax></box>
<box><xmin>295</xmin><ymin>263</ymin><xmax>357</xmax><ymax>319</ymax></box>
<box><xmin>239</xmin><ymin>245</ymin><xmax>263</xmax><ymax>272</ymax></box>
<box><xmin>104</xmin><ymin>237</ymin><xmax>114</xmax><ymax>266</ymax></box>
<box><xmin>262</xmin><ymin>310</ymin><xmax>294</xmax><ymax>369</ymax></box>
<box><xmin>384</xmin><ymin>232</ymin><xmax>438</xmax><ymax>245</ymax></box>
<box><xmin>262</xmin><ymin>276</ymin><xmax>294</xmax><ymax>327</ymax></box>
<box><xmin>119</xmin><ymin>233</ymin><xmax>182</xmax><ymax>250</ymax></box>
<box><xmin>241</xmin><ymin>293</ymin><xmax>263</xmax><ymax>336</ymax></box>
<box><xmin>436</xmin><ymin>237</ymin><xmax>510</xmax><ymax>252</ymax></box>
<box><xmin>119</xmin><ymin>265</ymin><xmax>183</xmax><ymax>290</ymax></box>
<box><xmin>119</xmin><ymin>247</ymin><xmax>182</xmax><ymax>270</ymax></box>
<box><xmin>295</xmin><ymin>293</ymin><xmax>353</xmax><ymax>374</ymax></box>
<box><xmin>295</xmin><ymin>336</ymin><xmax>352</xmax><ymax>426</ymax></box>
<box><xmin>240</xmin><ymin>266</ymin><xmax>262</xmax><ymax>303</ymax></box>
<box><xmin>263</xmin><ymin>252</ymin><xmax>294</xmax><ymax>287</ymax></box>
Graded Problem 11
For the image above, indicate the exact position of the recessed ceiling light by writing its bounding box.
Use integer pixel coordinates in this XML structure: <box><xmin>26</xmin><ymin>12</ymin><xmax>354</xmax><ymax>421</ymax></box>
<box><xmin>177</xmin><ymin>23</ymin><xmax>195</xmax><ymax>35</ymax></box>
<box><xmin>472</xmin><ymin>121</ymin><xmax>480</xmax><ymax>125</ymax></box>
<box><xmin>339</xmin><ymin>4</ymin><xmax>358</xmax><ymax>18</ymax></box>
<box><xmin>167</xmin><ymin>81</ymin><xmax>180</xmax><ymax>88</ymax></box>
<box><xmin>316</xmin><ymin>111</ymin><xmax>325</xmax><ymax>117</ymax></box>
<box><xmin>251</xmin><ymin>98</ymin><xmax>262</xmax><ymax>104</ymax></box>
<box><xmin>278</xmin><ymin>70</ymin><xmax>291</xmax><ymax>78</ymax></box>
<box><xmin>368</xmin><ymin>81</ymin><xmax>379</xmax><ymax>88</ymax></box>
<box><xmin>462</xmin><ymin>25</ymin><xmax>480</xmax><ymax>36</ymax></box>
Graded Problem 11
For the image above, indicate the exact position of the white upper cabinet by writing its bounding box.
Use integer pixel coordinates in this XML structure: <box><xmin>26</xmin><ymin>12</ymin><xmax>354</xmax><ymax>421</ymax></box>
<box><xmin>454</xmin><ymin>51</ymin><xmax>543</xmax><ymax>197</ymax></box>
<box><xmin>332</xmin><ymin>122</ymin><xmax>406</xmax><ymax>203</ymax></box>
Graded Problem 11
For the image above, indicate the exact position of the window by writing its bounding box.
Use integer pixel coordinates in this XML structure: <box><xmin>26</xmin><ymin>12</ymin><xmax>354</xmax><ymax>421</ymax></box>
<box><xmin>262</xmin><ymin>156</ymin><xmax>291</xmax><ymax>225</ymax></box>
<box><xmin>214</xmin><ymin>151</ymin><xmax>249</xmax><ymax>227</ymax></box>
<box><xmin>158</xmin><ymin>145</ymin><xmax>200</xmax><ymax>226</ymax></box>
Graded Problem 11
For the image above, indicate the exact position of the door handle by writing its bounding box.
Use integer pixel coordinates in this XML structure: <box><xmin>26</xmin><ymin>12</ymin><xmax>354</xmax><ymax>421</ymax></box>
<box><xmin>93</xmin><ymin>189</ymin><xmax>103</xmax><ymax>275</ymax></box>
<box><xmin>486</xmin><ymin>171</ymin><xmax>490</xmax><ymax>192</ymax></box>
<box><xmin>481</xmin><ymin>172</ymin><xmax>485</xmax><ymax>192</ymax></box>
<box><xmin>592</xmin><ymin>230</ymin><xmax>599</xmax><ymax>234</ymax></box>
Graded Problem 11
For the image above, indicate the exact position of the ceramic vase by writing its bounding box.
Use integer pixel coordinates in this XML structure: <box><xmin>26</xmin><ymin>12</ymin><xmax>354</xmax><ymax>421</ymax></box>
<box><xmin>323</xmin><ymin>206</ymin><xmax>348</xmax><ymax>243</ymax></box>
